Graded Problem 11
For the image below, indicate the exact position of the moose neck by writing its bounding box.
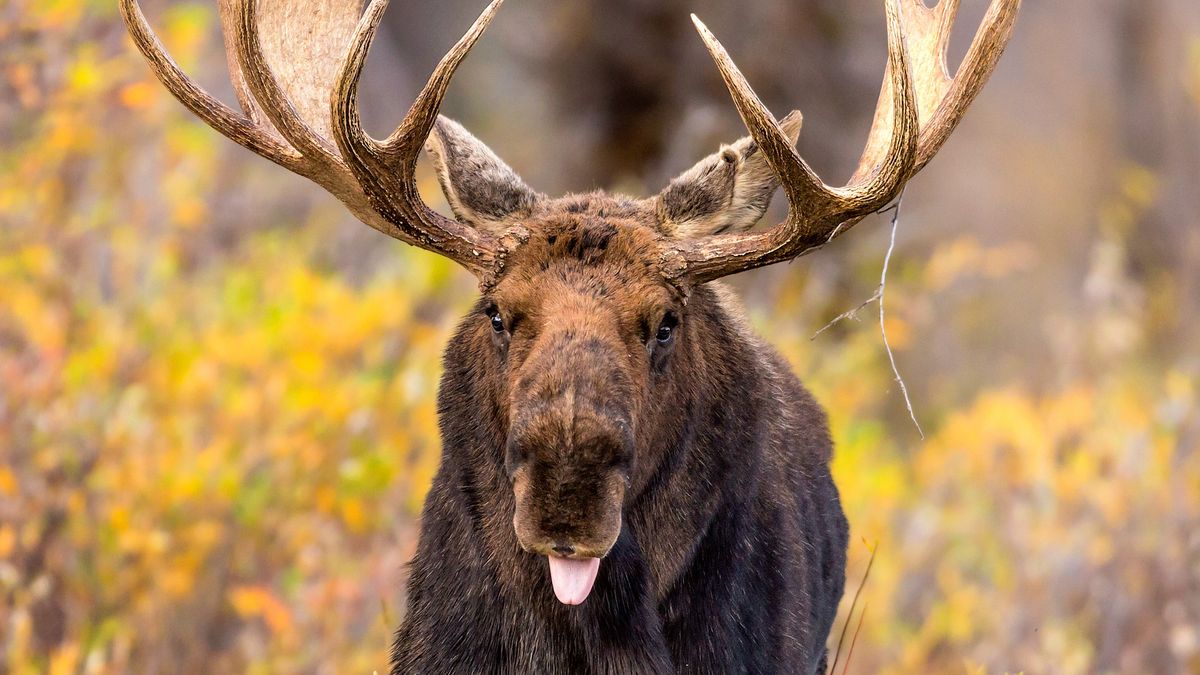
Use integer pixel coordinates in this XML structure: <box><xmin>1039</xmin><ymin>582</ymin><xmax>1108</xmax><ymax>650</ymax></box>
<box><xmin>434</xmin><ymin>283</ymin><xmax>766</xmax><ymax>602</ymax></box>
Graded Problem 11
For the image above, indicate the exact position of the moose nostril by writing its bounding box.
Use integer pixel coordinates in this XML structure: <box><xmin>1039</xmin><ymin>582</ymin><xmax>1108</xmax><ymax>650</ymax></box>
<box><xmin>552</xmin><ymin>543</ymin><xmax>575</xmax><ymax>556</ymax></box>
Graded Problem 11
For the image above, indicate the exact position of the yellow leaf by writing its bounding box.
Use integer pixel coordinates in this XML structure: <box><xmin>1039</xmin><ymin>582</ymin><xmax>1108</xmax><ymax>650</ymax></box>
<box><xmin>882</xmin><ymin>316</ymin><xmax>912</xmax><ymax>351</ymax></box>
<box><xmin>171</xmin><ymin>197</ymin><xmax>207</xmax><ymax>229</ymax></box>
<box><xmin>120</xmin><ymin>81</ymin><xmax>159</xmax><ymax>110</ymax></box>
<box><xmin>66</xmin><ymin>60</ymin><xmax>103</xmax><ymax>95</ymax></box>
<box><xmin>0</xmin><ymin>466</ymin><xmax>16</xmax><ymax>497</ymax></box>
<box><xmin>0</xmin><ymin>525</ymin><xmax>15</xmax><ymax>558</ymax></box>
<box><xmin>229</xmin><ymin>585</ymin><xmax>295</xmax><ymax>635</ymax></box>
<box><xmin>48</xmin><ymin>643</ymin><xmax>80</xmax><ymax>675</ymax></box>
<box><xmin>340</xmin><ymin>498</ymin><xmax>368</xmax><ymax>533</ymax></box>
<box><xmin>162</xmin><ymin>568</ymin><xmax>194</xmax><ymax>598</ymax></box>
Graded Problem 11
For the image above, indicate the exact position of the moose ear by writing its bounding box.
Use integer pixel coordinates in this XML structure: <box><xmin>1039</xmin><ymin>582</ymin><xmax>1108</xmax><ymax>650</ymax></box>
<box><xmin>425</xmin><ymin>116</ymin><xmax>544</xmax><ymax>230</ymax></box>
<box><xmin>656</xmin><ymin>110</ymin><xmax>803</xmax><ymax>239</ymax></box>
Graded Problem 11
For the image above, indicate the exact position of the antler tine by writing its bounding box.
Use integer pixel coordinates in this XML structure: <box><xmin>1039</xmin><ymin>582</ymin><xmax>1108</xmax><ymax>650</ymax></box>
<box><xmin>841</xmin><ymin>0</ymin><xmax>919</xmax><ymax>212</ymax></box>
<box><xmin>691</xmin><ymin>5</ymin><xmax>917</xmax><ymax>229</ymax></box>
<box><xmin>934</xmin><ymin>0</ymin><xmax>962</xmax><ymax>62</ymax></box>
<box><xmin>331</xmin><ymin>0</ymin><xmax>504</xmax><ymax>274</ymax></box>
<box><xmin>857</xmin><ymin>0</ymin><xmax>1017</xmax><ymax>181</ymax></box>
<box><xmin>232</xmin><ymin>0</ymin><xmax>344</xmax><ymax>166</ymax></box>
<box><xmin>383</xmin><ymin>0</ymin><xmax>506</xmax><ymax>160</ymax></box>
<box><xmin>915</xmin><ymin>0</ymin><xmax>1020</xmax><ymax>172</ymax></box>
<box><xmin>676</xmin><ymin>0</ymin><xmax>918</xmax><ymax>283</ymax></box>
<box><xmin>670</xmin><ymin>0</ymin><xmax>1018</xmax><ymax>285</ymax></box>
<box><xmin>118</xmin><ymin>0</ymin><xmax>300</xmax><ymax>171</ymax></box>
<box><xmin>688</xmin><ymin>16</ymin><xmax>827</xmax><ymax>218</ymax></box>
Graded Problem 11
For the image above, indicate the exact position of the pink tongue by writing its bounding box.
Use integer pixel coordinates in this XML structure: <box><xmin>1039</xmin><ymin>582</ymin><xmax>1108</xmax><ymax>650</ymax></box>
<box><xmin>546</xmin><ymin>556</ymin><xmax>601</xmax><ymax>605</ymax></box>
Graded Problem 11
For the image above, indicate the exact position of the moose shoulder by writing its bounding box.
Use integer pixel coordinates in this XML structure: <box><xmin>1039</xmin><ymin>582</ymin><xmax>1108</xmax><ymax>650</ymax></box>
<box><xmin>120</xmin><ymin>0</ymin><xmax>1019</xmax><ymax>672</ymax></box>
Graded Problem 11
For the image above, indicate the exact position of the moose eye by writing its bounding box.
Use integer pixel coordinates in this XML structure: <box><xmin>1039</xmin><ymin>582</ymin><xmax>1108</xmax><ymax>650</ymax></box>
<box><xmin>655</xmin><ymin>313</ymin><xmax>678</xmax><ymax>344</ymax></box>
<box><xmin>489</xmin><ymin>311</ymin><xmax>506</xmax><ymax>334</ymax></box>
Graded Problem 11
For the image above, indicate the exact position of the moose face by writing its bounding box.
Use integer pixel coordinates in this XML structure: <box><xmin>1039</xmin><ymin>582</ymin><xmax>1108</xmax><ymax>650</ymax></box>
<box><xmin>490</xmin><ymin>219</ymin><xmax>679</xmax><ymax>604</ymax></box>
<box><xmin>426</xmin><ymin>115</ymin><xmax>802</xmax><ymax>604</ymax></box>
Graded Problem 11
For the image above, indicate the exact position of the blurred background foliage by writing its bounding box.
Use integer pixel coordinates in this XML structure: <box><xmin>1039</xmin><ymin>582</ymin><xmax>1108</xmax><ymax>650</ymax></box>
<box><xmin>1</xmin><ymin>0</ymin><xmax>1198</xmax><ymax>672</ymax></box>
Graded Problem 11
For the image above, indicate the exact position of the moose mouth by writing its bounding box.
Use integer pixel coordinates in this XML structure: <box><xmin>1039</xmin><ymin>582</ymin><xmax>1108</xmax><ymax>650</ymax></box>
<box><xmin>546</xmin><ymin>555</ymin><xmax>601</xmax><ymax>605</ymax></box>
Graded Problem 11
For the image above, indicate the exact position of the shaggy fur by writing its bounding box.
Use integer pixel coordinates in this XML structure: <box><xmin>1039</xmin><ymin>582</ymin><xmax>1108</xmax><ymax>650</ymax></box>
<box><xmin>390</xmin><ymin>120</ymin><xmax>849</xmax><ymax>674</ymax></box>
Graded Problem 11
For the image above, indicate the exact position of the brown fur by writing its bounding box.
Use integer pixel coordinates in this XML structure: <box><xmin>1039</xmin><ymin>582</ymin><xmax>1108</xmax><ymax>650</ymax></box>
<box><xmin>390</xmin><ymin>121</ymin><xmax>849</xmax><ymax>673</ymax></box>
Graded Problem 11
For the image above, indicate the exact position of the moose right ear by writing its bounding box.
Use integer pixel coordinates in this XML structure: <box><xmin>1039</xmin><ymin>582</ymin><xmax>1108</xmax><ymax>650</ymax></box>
<box><xmin>656</xmin><ymin>111</ymin><xmax>803</xmax><ymax>239</ymax></box>
<box><xmin>425</xmin><ymin>116</ymin><xmax>545</xmax><ymax>231</ymax></box>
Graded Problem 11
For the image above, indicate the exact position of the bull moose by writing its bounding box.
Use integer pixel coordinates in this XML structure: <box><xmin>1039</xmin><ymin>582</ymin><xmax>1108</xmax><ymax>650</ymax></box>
<box><xmin>119</xmin><ymin>0</ymin><xmax>1018</xmax><ymax>671</ymax></box>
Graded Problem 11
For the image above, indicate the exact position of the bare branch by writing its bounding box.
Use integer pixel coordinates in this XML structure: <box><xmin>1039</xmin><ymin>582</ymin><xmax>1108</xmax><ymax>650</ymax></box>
<box><xmin>830</xmin><ymin>539</ymin><xmax>879</xmax><ymax>675</ymax></box>
<box><xmin>811</xmin><ymin>288</ymin><xmax>881</xmax><ymax>340</ymax></box>
<box><xmin>810</xmin><ymin>196</ymin><xmax>923</xmax><ymax>438</ymax></box>
<box><xmin>878</xmin><ymin>192</ymin><xmax>923</xmax><ymax>438</ymax></box>
<box><xmin>840</xmin><ymin>602</ymin><xmax>869</xmax><ymax>675</ymax></box>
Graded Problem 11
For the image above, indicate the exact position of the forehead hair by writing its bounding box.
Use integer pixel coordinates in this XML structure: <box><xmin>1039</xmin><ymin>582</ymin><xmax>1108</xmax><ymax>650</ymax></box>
<box><xmin>505</xmin><ymin>196</ymin><xmax>664</xmax><ymax>273</ymax></box>
<box><xmin>490</xmin><ymin>201</ymin><xmax>683</xmax><ymax>308</ymax></box>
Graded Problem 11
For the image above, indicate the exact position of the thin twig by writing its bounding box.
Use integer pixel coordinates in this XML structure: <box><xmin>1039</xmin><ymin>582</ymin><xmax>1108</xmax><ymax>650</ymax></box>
<box><xmin>811</xmin><ymin>288</ymin><xmax>880</xmax><ymax>340</ymax></box>
<box><xmin>877</xmin><ymin>191</ymin><xmax>923</xmax><ymax>438</ymax></box>
<box><xmin>380</xmin><ymin>596</ymin><xmax>393</xmax><ymax>628</ymax></box>
<box><xmin>789</xmin><ymin>215</ymin><xmax>863</xmax><ymax>265</ymax></box>
<box><xmin>840</xmin><ymin>602</ymin><xmax>869</xmax><ymax>675</ymax></box>
<box><xmin>809</xmin><ymin>195</ymin><xmax>922</xmax><ymax>437</ymax></box>
<box><xmin>829</xmin><ymin>540</ymin><xmax>879</xmax><ymax>674</ymax></box>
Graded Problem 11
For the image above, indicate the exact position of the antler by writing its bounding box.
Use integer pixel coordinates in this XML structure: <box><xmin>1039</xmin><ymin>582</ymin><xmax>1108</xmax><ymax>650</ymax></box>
<box><xmin>119</xmin><ymin>0</ymin><xmax>512</xmax><ymax>280</ymax></box>
<box><xmin>670</xmin><ymin>0</ymin><xmax>1020</xmax><ymax>284</ymax></box>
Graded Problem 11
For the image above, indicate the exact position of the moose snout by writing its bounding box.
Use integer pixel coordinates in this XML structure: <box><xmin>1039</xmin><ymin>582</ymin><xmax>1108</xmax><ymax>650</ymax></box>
<box><xmin>503</xmin><ymin>325</ymin><xmax>635</xmax><ymax>602</ymax></box>
<box><xmin>507</xmin><ymin>407</ymin><xmax>630</xmax><ymax>562</ymax></box>
<box><xmin>515</xmin><ymin>531</ymin><xmax>613</xmax><ymax>560</ymax></box>
<box><xmin>509</xmin><ymin>452</ymin><xmax>627</xmax><ymax>560</ymax></box>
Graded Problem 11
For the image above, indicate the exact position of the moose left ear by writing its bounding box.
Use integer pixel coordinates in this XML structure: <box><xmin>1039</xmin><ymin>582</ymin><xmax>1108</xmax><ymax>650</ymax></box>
<box><xmin>425</xmin><ymin>116</ymin><xmax>545</xmax><ymax>230</ymax></box>
<box><xmin>656</xmin><ymin>110</ymin><xmax>803</xmax><ymax>238</ymax></box>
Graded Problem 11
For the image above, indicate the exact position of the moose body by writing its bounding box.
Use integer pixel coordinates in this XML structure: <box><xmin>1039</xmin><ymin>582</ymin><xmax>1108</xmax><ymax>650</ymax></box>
<box><xmin>395</xmin><ymin>245</ymin><xmax>847</xmax><ymax>674</ymax></box>
<box><xmin>121</xmin><ymin>0</ymin><xmax>1017</xmax><ymax>671</ymax></box>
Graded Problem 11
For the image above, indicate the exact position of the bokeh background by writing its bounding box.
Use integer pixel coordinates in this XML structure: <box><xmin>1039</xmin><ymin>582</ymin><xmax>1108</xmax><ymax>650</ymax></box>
<box><xmin>2</xmin><ymin>0</ymin><xmax>1199</xmax><ymax>672</ymax></box>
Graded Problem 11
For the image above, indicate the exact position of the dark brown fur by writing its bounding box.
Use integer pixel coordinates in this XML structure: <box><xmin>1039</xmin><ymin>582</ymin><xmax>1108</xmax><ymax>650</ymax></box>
<box><xmin>393</xmin><ymin>151</ymin><xmax>848</xmax><ymax>672</ymax></box>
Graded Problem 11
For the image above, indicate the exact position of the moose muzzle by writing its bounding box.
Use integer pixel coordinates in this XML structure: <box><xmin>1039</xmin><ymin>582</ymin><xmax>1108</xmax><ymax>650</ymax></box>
<box><xmin>505</xmin><ymin>334</ymin><xmax>635</xmax><ymax>605</ymax></box>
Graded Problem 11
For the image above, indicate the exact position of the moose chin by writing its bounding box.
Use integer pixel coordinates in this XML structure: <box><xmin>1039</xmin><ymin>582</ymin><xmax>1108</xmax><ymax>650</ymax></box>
<box><xmin>121</xmin><ymin>0</ymin><xmax>1019</xmax><ymax>670</ymax></box>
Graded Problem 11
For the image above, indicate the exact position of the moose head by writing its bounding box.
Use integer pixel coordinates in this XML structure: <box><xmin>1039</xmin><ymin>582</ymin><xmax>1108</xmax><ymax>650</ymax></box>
<box><xmin>120</xmin><ymin>0</ymin><xmax>1017</xmax><ymax>607</ymax></box>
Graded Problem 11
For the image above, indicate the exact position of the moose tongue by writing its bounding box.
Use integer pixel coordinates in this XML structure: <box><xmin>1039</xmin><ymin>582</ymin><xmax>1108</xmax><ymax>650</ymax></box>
<box><xmin>546</xmin><ymin>556</ymin><xmax>600</xmax><ymax>605</ymax></box>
